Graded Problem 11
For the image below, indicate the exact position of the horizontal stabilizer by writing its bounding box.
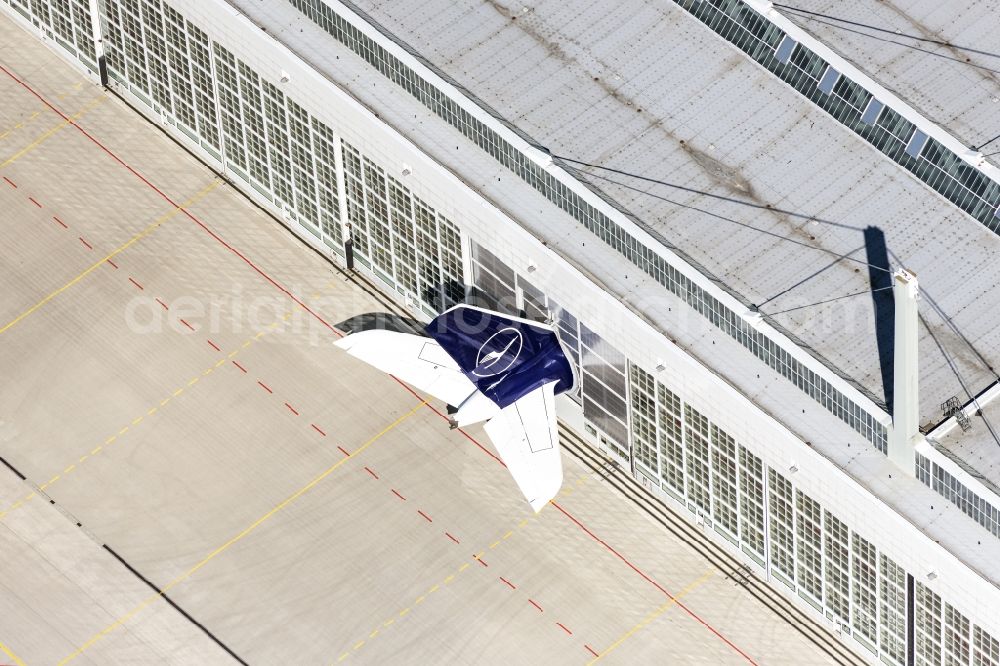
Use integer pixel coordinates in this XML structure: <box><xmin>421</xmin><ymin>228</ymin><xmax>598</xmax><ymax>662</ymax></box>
<box><xmin>484</xmin><ymin>381</ymin><xmax>562</xmax><ymax>512</ymax></box>
<box><xmin>335</xmin><ymin>329</ymin><xmax>476</xmax><ymax>406</ymax></box>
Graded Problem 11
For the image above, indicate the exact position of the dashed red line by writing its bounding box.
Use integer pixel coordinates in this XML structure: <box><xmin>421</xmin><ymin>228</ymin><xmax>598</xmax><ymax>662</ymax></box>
<box><xmin>391</xmin><ymin>489</ymin><xmax>406</xmax><ymax>501</ymax></box>
<box><xmin>445</xmin><ymin>532</ymin><xmax>460</xmax><ymax>544</ymax></box>
<box><xmin>528</xmin><ymin>599</ymin><xmax>543</xmax><ymax>612</ymax></box>
<box><xmin>551</xmin><ymin>501</ymin><xmax>758</xmax><ymax>665</ymax></box>
<box><xmin>207</xmin><ymin>339</ymin><xmax>221</xmax><ymax>352</ymax></box>
<box><xmin>585</xmin><ymin>645</ymin><xmax>599</xmax><ymax>658</ymax></box>
<box><xmin>52</xmin><ymin>216</ymin><xmax>67</xmax><ymax>229</ymax></box>
<box><xmin>476</xmin><ymin>557</ymin><xmax>489</xmax><ymax>568</ymax></box>
<box><xmin>28</xmin><ymin>196</ymin><xmax>41</xmax><ymax>208</ymax></box>
<box><xmin>155</xmin><ymin>297</ymin><xmax>167</xmax><ymax>309</ymax></box>
<box><xmin>3</xmin><ymin>176</ymin><xmax>16</xmax><ymax>188</ymax></box>
<box><xmin>499</xmin><ymin>576</ymin><xmax>516</xmax><ymax>590</ymax></box>
<box><xmin>284</xmin><ymin>402</ymin><xmax>299</xmax><ymax>416</ymax></box>
<box><xmin>556</xmin><ymin>622</ymin><xmax>572</xmax><ymax>636</ymax></box>
<box><xmin>337</xmin><ymin>445</ymin><xmax>350</xmax><ymax>457</ymax></box>
<box><xmin>128</xmin><ymin>276</ymin><xmax>143</xmax><ymax>290</ymax></box>
<box><xmin>106</xmin><ymin>258</ymin><xmax>118</xmax><ymax>269</ymax></box>
<box><xmin>364</xmin><ymin>466</ymin><xmax>379</xmax><ymax>480</ymax></box>
<box><xmin>311</xmin><ymin>423</ymin><xmax>326</xmax><ymax>437</ymax></box>
<box><xmin>232</xmin><ymin>360</ymin><xmax>247</xmax><ymax>373</ymax></box>
<box><xmin>417</xmin><ymin>509</ymin><xmax>432</xmax><ymax>523</ymax></box>
<box><xmin>180</xmin><ymin>319</ymin><xmax>194</xmax><ymax>331</ymax></box>
<box><xmin>0</xmin><ymin>63</ymin><xmax>755</xmax><ymax>666</ymax></box>
<box><xmin>78</xmin><ymin>237</ymin><xmax>92</xmax><ymax>250</ymax></box>
<box><xmin>257</xmin><ymin>380</ymin><xmax>272</xmax><ymax>394</ymax></box>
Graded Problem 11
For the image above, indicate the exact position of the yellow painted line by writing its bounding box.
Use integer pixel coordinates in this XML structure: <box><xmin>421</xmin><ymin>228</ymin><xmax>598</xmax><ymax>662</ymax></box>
<box><xmin>78</xmin><ymin>456</ymin><xmax>88</xmax><ymax>464</ymax></box>
<box><xmin>518</xmin><ymin>519</ymin><xmax>528</xmax><ymax>528</ymax></box>
<box><xmin>0</xmin><ymin>638</ymin><xmax>26</xmax><ymax>666</ymax></box>
<box><xmin>443</xmin><ymin>574</ymin><xmax>455</xmax><ymax>584</ymax></box>
<box><xmin>228</xmin><ymin>351</ymin><xmax>239</xmax><ymax>358</ymax></box>
<box><xmin>47</xmin><ymin>475</ymin><xmax>60</xmax><ymax>486</ymax></box>
<box><xmin>58</xmin><ymin>401</ymin><xmax>427</xmax><ymax>664</ymax></box>
<box><xmin>242</xmin><ymin>340</ymin><xmax>251</xmax><ymax>348</ymax></box>
<box><xmin>160</xmin><ymin>398</ymin><xmax>171</xmax><ymax>407</ymax></box>
<box><xmin>353</xmin><ymin>641</ymin><xmax>364</xmax><ymax>651</ymax></box>
<box><xmin>131</xmin><ymin>416</ymin><xmax>143</xmax><ymax>425</ymax></box>
<box><xmin>458</xmin><ymin>562</ymin><xmax>470</xmax><ymax>572</ymax></box>
<box><xmin>502</xmin><ymin>531</ymin><xmax>513</xmax><ymax>539</ymax></box>
<box><xmin>399</xmin><ymin>608</ymin><xmax>410</xmax><ymax>617</ymax></box>
<box><xmin>587</xmin><ymin>569</ymin><xmax>715</xmax><ymax>664</ymax></box>
<box><xmin>187</xmin><ymin>377</ymin><xmax>199</xmax><ymax>386</ymax></box>
<box><xmin>91</xmin><ymin>446</ymin><xmax>102</xmax><ymax>455</ymax></box>
<box><xmin>105</xmin><ymin>436</ymin><xmax>116</xmax><ymax>445</ymax></box>
<box><xmin>0</xmin><ymin>179</ymin><xmax>220</xmax><ymax>336</ymax></box>
<box><xmin>118</xmin><ymin>426</ymin><xmax>129</xmax><ymax>435</ymax></box>
<box><xmin>383</xmin><ymin>618</ymin><xmax>394</xmax><ymax>628</ymax></box>
<box><xmin>427</xmin><ymin>584</ymin><xmax>439</xmax><ymax>594</ymax></box>
<box><xmin>173</xmin><ymin>388</ymin><xmax>184</xmax><ymax>397</ymax></box>
<box><xmin>202</xmin><ymin>368</ymin><xmax>213</xmax><ymax>376</ymax></box>
<box><xmin>489</xmin><ymin>541</ymin><xmax>500</xmax><ymax>549</ymax></box>
<box><xmin>337</xmin><ymin>653</ymin><xmax>349</xmax><ymax>663</ymax></box>
<box><xmin>414</xmin><ymin>595</ymin><xmax>425</xmax><ymax>605</ymax></box>
<box><xmin>368</xmin><ymin>629</ymin><xmax>378</xmax><ymax>639</ymax></box>
<box><xmin>63</xmin><ymin>465</ymin><xmax>75</xmax><ymax>474</ymax></box>
<box><xmin>147</xmin><ymin>407</ymin><xmax>158</xmax><ymax>416</ymax></box>
<box><xmin>214</xmin><ymin>359</ymin><xmax>225</xmax><ymax>368</ymax></box>
<box><xmin>0</xmin><ymin>95</ymin><xmax>105</xmax><ymax>169</ymax></box>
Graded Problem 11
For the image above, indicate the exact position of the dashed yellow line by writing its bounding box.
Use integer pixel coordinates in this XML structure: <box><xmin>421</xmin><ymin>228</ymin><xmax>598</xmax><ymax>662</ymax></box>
<box><xmin>586</xmin><ymin>569</ymin><xmax>716</xmax><ymax>664</ymax></box>
<box><xmin>0</xmin><ymin>637</ymin><xmax>26</xmax><ymax>666</ymax></box>
<box><xmin>0</xmin><ymin>95</ymin><xmax>105</xmax><ymax>169</ymax></box>
<box><xmin>58</xmin><ymin>401</ymin><xmax>427</xmax><ymax>664</ymax></box>
<box><xmin>0</xmin><ymin>179</ymin><xmax>219</xmax><ymax>336</ymax></box>
<box><xmin>332</xmin><ymin>508</ymin><xmax>549</xmax><ymax>664</ymax></box>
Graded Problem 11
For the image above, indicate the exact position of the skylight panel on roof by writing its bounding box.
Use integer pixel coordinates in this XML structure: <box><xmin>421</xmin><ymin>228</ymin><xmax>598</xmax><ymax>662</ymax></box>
<box><xmin>861</xmin><ymin>98</ymin><xmax>884</xmax><ymax>125</ymax></box>
<box><xmin>817</xmin><ymin>66</ymin><xmax>839</xmax><ymax>95</ymax></box>
<box><xmin>906</xmin><ymin>130</ymin><xmax>929</xmax><ymax>158</ymax></box>
<box><xmin>775</xmin><ymin>35</ymin><xmax>795</xmax><ymax>64</ymax></box>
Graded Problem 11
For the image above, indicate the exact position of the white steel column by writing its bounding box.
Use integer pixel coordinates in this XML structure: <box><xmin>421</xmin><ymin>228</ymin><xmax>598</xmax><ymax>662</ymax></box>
<box><xmin>889</xmin><ymin>268</ymin><xmax>919</xmax><ymax>473</ymax></box>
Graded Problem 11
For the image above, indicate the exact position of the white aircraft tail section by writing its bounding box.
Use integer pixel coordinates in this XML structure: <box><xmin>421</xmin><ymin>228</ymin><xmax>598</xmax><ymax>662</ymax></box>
<box><xmin>483</xmin><ymin>381</ymin><xmax>562</xmax><ymax>513</ymax></box>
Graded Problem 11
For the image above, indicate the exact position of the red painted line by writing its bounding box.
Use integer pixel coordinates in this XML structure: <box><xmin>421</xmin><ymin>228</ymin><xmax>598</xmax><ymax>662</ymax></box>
<box><xmin>28</xmin><ymin>196</ymin><xmax>41</xmax><ymax>208</ymax></box>
<box><xmin>476</xmin><ymin>557</ymin><xmax>489</xmax><ymax>568</ymax></box>
<box><xmin>556</xmin><ymin>622</ymin><xmax>572</xmax><ymax>636</ymax></box>
<box><xmin>106</xmin><ymin>258</ymin><xmax>118</xmax><ymax>269</ymax></box>
<box><xmin>128</xmin><ymin>276</ymin><xmax>143</xmax><ymax>290</ymax></box>
<box><xmin>257</xmin><ymin>380</ymin><xmax>272</xmax><ymax>394</ymax></box>
<box><xmin>3</xmin><ymin>176</ymin><xmax>16</xmax><ymax>188</ymax></box>
<box><xmin>445</xmin><ymin>532</ymin><xmax>460</xmax><ymax>545</ymax></box>
<box><xmin>311</xmin><ymin>423</ymin><xmax>327</xmax><ymax>437</ymax></box>
<box><xmin>528</xmin><ymin>599</ymin><xmax>543</xmax><ymax>612</ymax></box>
<box><xmin>180</xmin><ymin>319</ymin><xmax>194</xmax><ymax>331</ymax></box>
<box><xmin>337</xmin><ymin>445</ymin><xmax>350</xmax><ymax>457</ymax></box>
<box><xmin>391</xmin><ymin>489</ymin><xmax>406</xmax><ymax>501</ymax></box>
<box><xmin>78</xmin><ymin>237</ymin><xmax>92</xmax><ymax>250</ymax></box>
<box><xmin>284</xmin><ymin>402</ymin><xmax>299</xmax><ymax>416</ymax></box>
<box><xmin>585</xmin><ymin>645</ymin><xmax>599</xmax><ymax>658</ymax></box>
<box><xmin>551</xmin><ymin>501</ymin><xmax>758</xmax><ymax>665</ymax></box>
<box><xmin>364</xmin><ymin>466</ymin><xmax>379</xmax><ymax>480</ymax></box>
<box><xmin>417</xmin><ymin>509</ymin><xmax>432</xmax><ymax>523</ymax></box>
<box><xmin>155</xmin><ymin>297</ymin><xmax>168</xmax><ymax>310</ymax></box>
<box><xmin>499</xmin><ymin>576</ymin><xmax>516</xmax><ymax>590</ymax></box>
<box><xmin>207</xmin><ymin>339</ymin><xmax>221</xmax><ymax>352</ymax></box>
<box><xmin>0</xmin><ymin>64</ymin><xmax>339</xmax><ymax>336</ymax></box>
<box><xmin>52</xmin><ymin>216</ymin><xmax>67</xmax><ymax>229</ymax></box>
<box><xmin>232</xmin><ymin>360</ymin><xmax>247</xmax><ymax>373</ymax></box>
<box><xmin>0</xmin><ymin>61</ymin><xmax>748</xmax><ymax>666</ymax></box>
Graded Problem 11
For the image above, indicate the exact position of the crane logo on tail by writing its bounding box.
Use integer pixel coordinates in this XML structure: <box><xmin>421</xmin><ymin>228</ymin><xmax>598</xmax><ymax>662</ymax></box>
<box><xmin>473</xmin><ymin>327</ymin><xmax>523</xmax><ymax>378</ymax></box>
